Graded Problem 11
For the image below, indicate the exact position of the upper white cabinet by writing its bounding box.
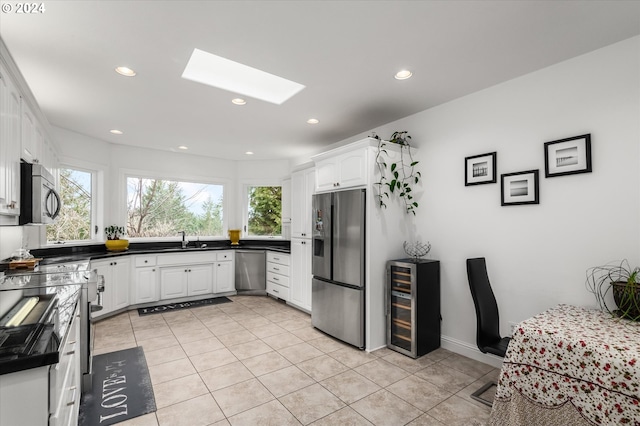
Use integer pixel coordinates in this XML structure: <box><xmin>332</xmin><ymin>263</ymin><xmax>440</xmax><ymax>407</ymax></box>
<box><xmin>0</xmin><ymin>61</ymin><xmax>21</xmax><ymax>217</ymax></box>
<box><xmin>314</xmin><ymin>148</ymin><xmax>368</xmax><ymax>192</ymax></box>
<box><xmin>291</xmin><ymin>167</ymin><xmax>315</xmax><ymax>239</ymax></box>
<box><xmin>20</xmin><ymin>102</ymin><xmax>40</xmax><ymax>164</ymax></box>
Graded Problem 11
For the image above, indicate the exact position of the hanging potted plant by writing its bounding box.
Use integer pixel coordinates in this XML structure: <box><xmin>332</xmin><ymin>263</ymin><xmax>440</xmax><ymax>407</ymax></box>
<box><xmin>104</xmin><ymin>225</ymin><xmax>129</xmax><ymax>252</ymax></box>
<box><xmin>586</xmin><ymin>260</ymin><xmax>640</xmax><ymax>321</ymax></box>
<box><xmin>372</xmin><ymin>131</ymin><xmax>421</xmax><ymax>215</ymax></box>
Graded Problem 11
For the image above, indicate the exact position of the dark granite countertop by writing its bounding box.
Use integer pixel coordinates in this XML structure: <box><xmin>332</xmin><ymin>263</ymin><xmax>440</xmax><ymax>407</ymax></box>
<box><xmin>22</xmin><ymin>239</ymin><xmax>290</xmax><ymax>266</ymax></box>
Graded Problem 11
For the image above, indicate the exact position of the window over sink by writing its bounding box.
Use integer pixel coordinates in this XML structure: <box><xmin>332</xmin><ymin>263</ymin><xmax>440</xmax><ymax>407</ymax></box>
<box><xmin>126</xmin><ymin>176</ymin><xmax>225</xmax><ymax>238</ymax></box>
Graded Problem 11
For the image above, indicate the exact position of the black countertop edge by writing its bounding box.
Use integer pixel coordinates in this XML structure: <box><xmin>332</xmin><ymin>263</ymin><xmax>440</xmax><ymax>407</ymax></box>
<box><xmin>0</xmin><ymin>324</ymin><xmax>60</xmax><ymax>376</ymax></box>
<box><xmin>26</xmin><ymin>240</ymin><xmax>290</xmax><ymax>266</ymax></box>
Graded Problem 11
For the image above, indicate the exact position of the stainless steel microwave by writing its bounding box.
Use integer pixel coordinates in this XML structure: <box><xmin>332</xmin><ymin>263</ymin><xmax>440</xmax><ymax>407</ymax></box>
<box><xmin>19</xmin><ymin>162</ymin><xmax>61</xmax><ymax>225</ymax></box>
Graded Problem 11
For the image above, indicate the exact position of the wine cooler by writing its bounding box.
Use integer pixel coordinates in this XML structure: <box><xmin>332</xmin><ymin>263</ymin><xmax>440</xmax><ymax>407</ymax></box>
<box><xmin>386</xmin><ymin>258</ymin><xmax>440</xmax><ymax>358</ymax></box>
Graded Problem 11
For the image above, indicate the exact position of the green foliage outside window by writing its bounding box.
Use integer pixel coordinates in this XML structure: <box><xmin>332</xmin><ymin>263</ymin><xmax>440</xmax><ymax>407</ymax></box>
<box><xmin>47</xmin><ymin>168</ymin><xmax>92</xmax><ymax>242</ymax></box>
<box><xmin>247</xmin><ymin>186</ymin><xmax>282</xmax><ymax>236</ymax></box>
<box><xmin>127</xmin><ymin>177</ymin><xmax>223</xmax><ymax>238</ymax></box>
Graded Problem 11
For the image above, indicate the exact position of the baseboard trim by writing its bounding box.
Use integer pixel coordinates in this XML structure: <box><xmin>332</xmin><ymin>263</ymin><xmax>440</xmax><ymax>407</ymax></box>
<box><xmin>441</xmin><ymin>335</ymin><xmax>505</xmax><ymax>369</ymax></box>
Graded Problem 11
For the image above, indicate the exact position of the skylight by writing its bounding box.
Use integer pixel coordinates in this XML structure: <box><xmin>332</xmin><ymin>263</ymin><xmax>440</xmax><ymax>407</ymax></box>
<box><xmin>181</xmin><ymin>48</ymin><xmax>305</xmax><ymax>105</ymax></box>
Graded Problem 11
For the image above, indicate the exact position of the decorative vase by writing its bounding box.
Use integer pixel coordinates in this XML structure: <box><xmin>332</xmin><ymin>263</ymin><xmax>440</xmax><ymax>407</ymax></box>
<box><xmin>612</xmin><ymin>281</ymin><xmax>640</xmax><ymax>320</ymax></box>
<box><xmin>105</xmin><ymin>239</ymin><xmax>129</xmax><ymax>252</ymax></box>
<box><xmin>228</xmin><ymin>229</ymin><xmax>241</xmax><ymax>245</ymax></box>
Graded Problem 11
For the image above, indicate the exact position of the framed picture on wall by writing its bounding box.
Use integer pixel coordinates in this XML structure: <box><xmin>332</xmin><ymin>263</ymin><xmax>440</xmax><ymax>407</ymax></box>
<box><xmin>501</xmin><ymin>170</ymin><xmax>539</xmax><ymax>206</ymax></box>
<box><xmin>465</xmin><ymin>152</ymin><xmax>497</xmax><ymax>186</ymax></box>
<box><xmin>544</xmin><ymin>134</ymin><xmax>592</xmax><ymax>178</ymax></box>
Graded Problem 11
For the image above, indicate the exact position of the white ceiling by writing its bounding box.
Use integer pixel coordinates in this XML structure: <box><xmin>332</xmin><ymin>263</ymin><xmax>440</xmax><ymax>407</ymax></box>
<box><xmin>1</xmin><ymin>1</ymin><xmax>639</xmax><ymax>161</ymax></box>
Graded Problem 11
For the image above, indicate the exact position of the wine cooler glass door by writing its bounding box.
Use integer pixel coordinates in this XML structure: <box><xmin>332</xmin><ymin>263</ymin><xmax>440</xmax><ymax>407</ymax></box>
<box><xmin>389</xmin><ymin>264</ymin><xmax>414</xmax><ymax>353</ymax></box>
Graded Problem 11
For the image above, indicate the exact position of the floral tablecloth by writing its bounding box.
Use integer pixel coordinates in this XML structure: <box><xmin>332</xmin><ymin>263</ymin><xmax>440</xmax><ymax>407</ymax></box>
<box><xmin>490</xmin><ymin>304</ymin><xmax>640</xmax><ymax>426</ymax></box>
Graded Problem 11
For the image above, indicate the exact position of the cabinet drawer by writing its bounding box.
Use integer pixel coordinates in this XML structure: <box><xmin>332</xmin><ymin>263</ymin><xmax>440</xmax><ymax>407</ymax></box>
<box><xmin>50</xmin><ymin>308</ymin><xmax>79</xmax><ymax>419</ymax></box>
<box><xmin>267</xmin><ymin>262</ymin><xmax>290</xmax><ymax>277</ymax></box>
<box><xmin>216</xmin><ymin>251</ymin><xmax>233</xmax><ymax>261</ymax></box>
<box><xmin>267</xmin><ymin>271</ymin><xmax>290</xmax><ymax>288</ymax></box>
<box><xmin>266</xmin><ymin>280</ymin><xmax>289</xmax><ymax>301</ymax></box>
<box><xmin>135</xmin><ymin>255</ymin><xmax>156</xmax><ymax>267</ymax></box>
<box><xmin>267</xmin><ymin>252</ymin><xmax>289</xmax><ymax>266</ymax></box>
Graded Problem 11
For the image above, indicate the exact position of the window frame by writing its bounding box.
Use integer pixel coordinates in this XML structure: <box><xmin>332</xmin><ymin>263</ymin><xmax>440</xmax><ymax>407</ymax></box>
<box><xmin>44</xmin><ymin>159</ymin><xmax>104</xmax><ymax>246</ymax></box>
<box><xmin>241</xmin><ymin>181</ymin><xmax>283</xmax><ymax>240</ymax></box>
<box><xmin>122</xmin><ymin>171</ymin><xmax>229</xmax><ymax>242</ymax></box>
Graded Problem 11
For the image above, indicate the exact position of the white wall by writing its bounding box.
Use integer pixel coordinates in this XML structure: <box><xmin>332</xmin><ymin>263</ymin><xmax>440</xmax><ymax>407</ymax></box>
<box><xmin>353</xmin><ymin>36</ymin><xmax>639</xmax><ymax>364</ymax></box>
<box><xmin>51</xmin><ymin>127</ymin><xmax>291</xmax><ymax>238</ymax></box>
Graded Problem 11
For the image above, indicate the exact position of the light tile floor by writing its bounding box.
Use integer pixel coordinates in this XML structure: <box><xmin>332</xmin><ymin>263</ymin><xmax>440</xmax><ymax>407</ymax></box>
<box><xmin>91</xmin><ymin>295</ymin><xmax>497</xmax><ymax>426</ymax></box>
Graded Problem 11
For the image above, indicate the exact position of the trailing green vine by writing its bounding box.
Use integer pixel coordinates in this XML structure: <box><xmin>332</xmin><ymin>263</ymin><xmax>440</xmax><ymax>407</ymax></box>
<box><xmin>372</xmin><ymin>131</ymin><xmax>421</xmax><ymax>215</ymax></box>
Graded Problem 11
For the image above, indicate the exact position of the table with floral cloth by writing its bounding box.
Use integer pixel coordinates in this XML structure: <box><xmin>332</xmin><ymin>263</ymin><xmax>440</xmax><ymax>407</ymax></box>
<box><xmin>490</xmin><ymin>304</ymin><xmax>640</xmax><ymax>426</ymax></box>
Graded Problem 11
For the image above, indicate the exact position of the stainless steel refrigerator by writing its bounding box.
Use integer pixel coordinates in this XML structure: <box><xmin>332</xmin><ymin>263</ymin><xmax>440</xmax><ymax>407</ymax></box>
<box><xmin>311</xmin><ymin>188</ymin><xmax>365</xmax><ymax>348</ymax></box>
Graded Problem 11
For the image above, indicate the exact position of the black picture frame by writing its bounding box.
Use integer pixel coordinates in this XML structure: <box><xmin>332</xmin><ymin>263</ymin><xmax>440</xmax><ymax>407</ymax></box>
<box><xmin>544</xmin><ymin>134</ymin><xmax>592</xmax><ymax>178</ymax></box>
<box><xmin>501</xmin><ymin>170</ymin><xmax>539</xmax><ymax>206</ymax></box>
<box><xmin>465</xmin><ymin>152</ymin><xmax>497</xmax><ymax>186</ymax></box>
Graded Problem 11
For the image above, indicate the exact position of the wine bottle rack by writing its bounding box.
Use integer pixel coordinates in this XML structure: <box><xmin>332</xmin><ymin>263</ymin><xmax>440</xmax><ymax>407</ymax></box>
<box><xmin>386</xmin><ymin>259</ymin><xmax>440</xmax><ymax>358</ymax></box>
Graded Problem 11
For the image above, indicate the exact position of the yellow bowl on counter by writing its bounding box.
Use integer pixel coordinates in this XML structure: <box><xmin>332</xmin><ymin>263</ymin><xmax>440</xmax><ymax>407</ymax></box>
<box><xmin>105</xmin><ymin>239</ymin><xmax>129</xmax><ymax>252</ymax></box>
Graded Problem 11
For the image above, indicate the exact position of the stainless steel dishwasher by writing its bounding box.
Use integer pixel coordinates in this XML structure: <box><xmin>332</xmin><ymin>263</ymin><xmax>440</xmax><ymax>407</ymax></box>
<box><xmin>235</xmin><ymin>250</ymin><xmax>266</xmax><ymax>294</ymax></box>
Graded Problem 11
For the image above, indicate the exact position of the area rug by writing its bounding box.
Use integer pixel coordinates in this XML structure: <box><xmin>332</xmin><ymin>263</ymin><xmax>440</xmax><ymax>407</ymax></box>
<box><xmin>137</xmin><ymin>296</ymin><xmax>232</xmax><ymax>316</ymax></box>
<box><xmin>78</xmin><ymin>346</ymin><xmax>156</xmax><ymax>426</ymax></box>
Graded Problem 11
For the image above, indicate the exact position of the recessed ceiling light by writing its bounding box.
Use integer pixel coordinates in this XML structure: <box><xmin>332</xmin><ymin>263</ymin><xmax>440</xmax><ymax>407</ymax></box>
<box><xmin>178</xmin><ymin>146</ymin><xmax>188</xmax><ymax>150</ymax></box>
<box><xmin>182</xmin><ymin>48</ymin><xmax>305</xmax><ymax>105</ymax></box>
<box><xmin>245</xmin><ymin>151</ymin><xmax>254</xmax><ymax>155</ymax></box>
<box><xmin>394</xmin><ymin>70</ymin><xmax>412</xmax><ymax>80</ymax></box>
<box><xmin>307</xmin><ymin>118</ymin><xmax>319</xmax><ymax>124</ymax></box>
<box><xmin>232</xmin><ymin>98</ymin><xmax>247</xmax><ymax>105</ymax></box>
<box><xmin>115</xmin><ymin>66</ymin><xmax>136</xmax><ymax>77</ymax></box>
<box><xmin>109</xmin><ymin>129</ymin><xmax>123</xmax><ymax>135</ymax></box>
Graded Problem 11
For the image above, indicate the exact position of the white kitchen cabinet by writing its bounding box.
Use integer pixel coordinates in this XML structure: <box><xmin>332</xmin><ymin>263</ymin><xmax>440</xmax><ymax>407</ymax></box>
<box><xmin>160</xmin><ymin>266</ymin><xmax>189</xmax><ymax>299</ymax></box>
<box><xmin>132</xmin><ymin>255</ymin><xmax>158</xmax><ymax>304</ymax></box>
<box><xmin>214</xmin><ymin>250</ymin><xmax>234</xmax><ymax>293</ymax></box>
<box><xmin>289</xmin><ymin>238</ymin><xmax>312</xmax><ymax>311</ymax></box>
<box><xmin>91</xmin><ymin>258</ymin><xmax>130</xmax><ymax>318</ymax></box>
<box><xmin>314</xmin><ymin>145</ymin><xmax>368</xmax><ymax>192</ymax></box>
<box><xmin>214</xmin><ymin>261</ymin><xmax>234</xmax><ymax>293</ymax></box>
<box><xmin>291</xmin><ymin>167</ymin><xmax>315</xmax><ymax>239</ymax></box>
<box><xmin>266</xmin><ymin>251</ymin><xmax>290</xmax><ymax>301</ymax></box>
<box><xmin>0</xmin><ymin>61</ymin><xmax>21</xmax><ymax>218</ymax></box>
<box><xmin>21</xmin><ymin>101</ymin><xmax>40</xmax><ymax>163</ymax></box>
<box><xmin>188</xmin><ymin>264</ymin><xmax>214</xmax><ymax>296</ymax></box>
<box><xmin>281</xmin><ymin>178</ymin><xmax>291</xmax><ymax>223</ymax></box>
<box><xmin>160</xmin><ymin>264</ymin><xmax>213</xmax><ymax>299</ymax></box>
<box><xmin>134</xmin><ymin>267</ymin><xmax>158</xmax><ymax>304</ymax></box>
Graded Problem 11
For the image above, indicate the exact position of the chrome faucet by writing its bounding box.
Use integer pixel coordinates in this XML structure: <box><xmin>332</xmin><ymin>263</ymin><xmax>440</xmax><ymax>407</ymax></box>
<box><xmin>179</xmin><ymin>231</ymin><xmax>189</xmax><ymax>248</ymax></box>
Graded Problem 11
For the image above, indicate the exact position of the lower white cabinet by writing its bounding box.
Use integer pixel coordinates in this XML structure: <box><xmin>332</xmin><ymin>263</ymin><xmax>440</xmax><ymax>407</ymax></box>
<box><xmin>91</xmin><ymin>258</ymin><xmax>130</xmax><ymax>318</ymax></box>
<box><xmin>160</xmin><ymin>264</ymin><xmax>213</xmax><ymax>299</ymax></box>
<box><xmin>266</xmin><ymin>251</ymin><xmax>290</xmax><ymax>301</ymax></box>
<box><xmin>133</xmin><ymin>255</ymin><xmax>158</xmax><ymax>304</ymax></box>
<box><xmin>289</xmin><ymin>239</ymin><xmax>312</xmax><ymax>311</ymax></box>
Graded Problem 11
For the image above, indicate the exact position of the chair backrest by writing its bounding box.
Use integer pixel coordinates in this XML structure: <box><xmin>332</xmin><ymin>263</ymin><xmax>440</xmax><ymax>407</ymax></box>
<box><xmin>466</xmin><ymin>257</ymin><xmax>501</xmax><ymax>352</ymax></box>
